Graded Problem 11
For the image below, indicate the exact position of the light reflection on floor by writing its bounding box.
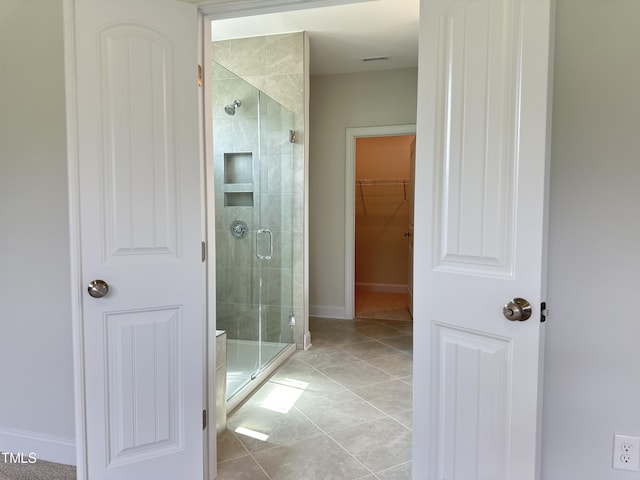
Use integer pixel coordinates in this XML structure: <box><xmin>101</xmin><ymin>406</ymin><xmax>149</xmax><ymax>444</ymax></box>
<box><xmin>257</xmin><ymin>378</ymin><xmax>309</xmax><ymax>415</ymax></box>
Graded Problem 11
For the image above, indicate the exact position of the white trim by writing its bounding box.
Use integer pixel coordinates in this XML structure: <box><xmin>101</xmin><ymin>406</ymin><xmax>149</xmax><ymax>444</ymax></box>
<box><xmin>198</xmin><ymin>12</ymin><xmax>217</xmax><ymax>480</ymax></box>
<box><xmin>344</xmin><ymin>124</ymin><xmax>416</xmax><ymax>320</ymax></box>
<box><xmin>309</xmin><ymin>304</ymin><xmax>350</xmax><ymax>319</ymax></box>
<box><xmin>302</xmin><ymin>30</ymin><xmax>311</xmax><ymax>357</ymax></box>
<box><xmin>0</xmin><ymin>428</ymin><xmax>76</xmax><ymax>466</ymax></box>
<box><xmin>62</xmin><ymin>0</ymin><xmax>87</xmax><ymax>478</ymax></box>
<box><xmin>194</xmin><ymin>0</ymin><xmax>373</xmax><ymax>19</ymax></box>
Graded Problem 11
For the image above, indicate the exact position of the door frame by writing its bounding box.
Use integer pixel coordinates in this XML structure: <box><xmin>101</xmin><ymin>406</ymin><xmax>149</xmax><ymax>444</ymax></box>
<box><xmin>199</xmin><ymin>12</ymin><xmax>217</xmax><ymax>480</ymax></box>
<box><xmin>344</xmin><ymin>124</ymin><xmax>417</xmax><ymax>319</ymax></box>
<box><xmin>62</xmin><ymin>2</ymin><xmax>87</xmax><ymax>477</ymax></box>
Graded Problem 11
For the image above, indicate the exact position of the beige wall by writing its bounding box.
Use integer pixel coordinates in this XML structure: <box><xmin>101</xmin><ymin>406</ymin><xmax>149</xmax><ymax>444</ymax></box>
<box><xmin>0</xmin><ymin>0</ymin><xmax>75</xmax><ymax>463</ymax></box>
<box><xmin>355</xmin><ymin>136</ymin><xmax>414</xmax><ymax>289</ymax></box>
<box><xmin>309</xmin><ymin>68</ymin><xmax>418</xmax><ymax>317</ymax></box>
<box><xmin>542</xmin><ymin>1</ymin><xmax>640</xmax><ymax>478</ymax></box>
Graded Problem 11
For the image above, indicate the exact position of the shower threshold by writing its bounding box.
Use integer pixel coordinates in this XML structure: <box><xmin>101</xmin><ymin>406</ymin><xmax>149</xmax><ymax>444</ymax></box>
<box><xmin>226</xmin><ymin>340</ymin><xmax>297</xmax><ymax>414</ymax></box>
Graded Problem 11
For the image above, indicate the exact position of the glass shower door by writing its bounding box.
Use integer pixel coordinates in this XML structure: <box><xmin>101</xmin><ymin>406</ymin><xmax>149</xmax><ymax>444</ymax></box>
<box><xmin>211</xmin><ymin>61</ymin><xmax>295</xmax><ymax>402</ymax></box>
<box><xmin>254</xmin><ymin>91</ymin><xmax>294</xmax><ymax>375</ymax></box>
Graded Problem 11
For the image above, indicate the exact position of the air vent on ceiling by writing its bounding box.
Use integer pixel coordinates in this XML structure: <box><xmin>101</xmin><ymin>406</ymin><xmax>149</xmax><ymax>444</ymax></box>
<box><xmin>360</xmin><ymin>55</ymin><xmax>390</xmax><ymax>63</ymax></box>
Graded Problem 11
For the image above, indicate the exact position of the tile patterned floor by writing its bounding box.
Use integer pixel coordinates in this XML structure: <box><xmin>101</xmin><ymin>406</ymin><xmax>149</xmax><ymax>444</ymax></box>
<box><xmin>216</xmin><ymin>315</ymin><xmax>413</xmax><ymax>480</ymax></box>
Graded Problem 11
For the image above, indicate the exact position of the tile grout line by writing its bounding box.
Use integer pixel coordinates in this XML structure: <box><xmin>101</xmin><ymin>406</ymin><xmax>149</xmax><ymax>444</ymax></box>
<box><xmin>324</xmin><ymin>364</ymin><xmax>414</xmax><ymax>435</ymax></box>
<box><xmin>294</xmin><ymin>343</ymin><xmax>414</xmax><ymax>429</ymax></box>
<box><xmin>290</xmin><ymin>355</ymin><xmax>413</xmax><ymax>473</ymax></box>
<box><xmin>218</xmin><ymin>428</ymin><xmax>275</xmax><ymax>479</ymax></box>
<box><xmin>290</xmin><ymin>405</ymin><xmax>378</xmax><ymax>478</ymax></box>
<box><xmin>234</xmin><ymin>361</ymin><xmax>410</xmax><ymax>475</ymax></box>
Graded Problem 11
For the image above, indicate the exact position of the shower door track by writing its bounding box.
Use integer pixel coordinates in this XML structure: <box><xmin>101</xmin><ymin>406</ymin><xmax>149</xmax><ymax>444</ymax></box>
<box><xmin>226</xmin><ymin>342</ymin><xmax>297</xmax><ymax>414</ymax></box>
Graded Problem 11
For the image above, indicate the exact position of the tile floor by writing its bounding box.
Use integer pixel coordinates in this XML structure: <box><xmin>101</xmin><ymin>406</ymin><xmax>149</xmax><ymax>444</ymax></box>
<box><xmin>216</xmin><ymin>299</ymin><xmax>413</xmax><ymax>480</ymax></box>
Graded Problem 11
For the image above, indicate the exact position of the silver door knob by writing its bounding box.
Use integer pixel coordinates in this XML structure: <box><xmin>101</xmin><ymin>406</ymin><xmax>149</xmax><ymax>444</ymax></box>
<box><xmin>503</xmin><ymin>297</ymin><xmax>531</xmax><ymax>321</ymax></box>
<box><xmin>88</xmin><ymin>279</ymin><xmax>109</xmax><ymax>298</ymax></box>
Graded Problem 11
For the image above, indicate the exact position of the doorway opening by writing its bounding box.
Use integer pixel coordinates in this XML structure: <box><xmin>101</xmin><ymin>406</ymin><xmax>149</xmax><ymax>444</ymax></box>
<box><xmin>205</xmin><ymin>1</ymin><xmax>422</xmax><ymax>478</ymax></box>
<box><xmin>344</xmin><ymin>125</ymin><xmax>417</xmax><ymax>320</ymax></box>
<box><xmin>354</xmin><ymin>135</ymin><xmax>415</xmax><ymax>322</ymax></box>
<box><xmin>204</xmin><ymin>23</ymin><xmax>309</xmax><ymax>480</ymax></box>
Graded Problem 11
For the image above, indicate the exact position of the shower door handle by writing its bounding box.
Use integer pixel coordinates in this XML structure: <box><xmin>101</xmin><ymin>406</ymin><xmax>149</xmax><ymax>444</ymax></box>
<box><xmin>256</xmin><ymin>229</ymin><xmax>273</xmax><ymax>260</ymax></box>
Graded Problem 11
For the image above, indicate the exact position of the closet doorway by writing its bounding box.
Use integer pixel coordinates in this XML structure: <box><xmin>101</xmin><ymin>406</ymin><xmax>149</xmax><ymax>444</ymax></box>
<box><xmin>344</xmin><ymin>124</ymin><xmax>416</xmax><ymax>320</ymax></box>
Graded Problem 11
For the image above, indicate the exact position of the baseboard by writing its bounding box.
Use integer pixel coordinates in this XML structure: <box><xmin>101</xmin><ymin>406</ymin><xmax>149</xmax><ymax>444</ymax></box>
<box><xmin>356</xmin><ymin>283</ymin><xmax>409</xmax><ymax>293</ymax></box>
<box><xmin>0</xmin><ymin>427</ymin><xmax>75</xmax><ymax>465</ymax></box>
<box><xmin>308</xmin><ymin>304</ymin><xmax>350</xmax><ymax>319</ymax></box>
<box><xmin>303</xmin><ymin>330</ymin><xmax>312</xmax><ymax>350</ymax></box>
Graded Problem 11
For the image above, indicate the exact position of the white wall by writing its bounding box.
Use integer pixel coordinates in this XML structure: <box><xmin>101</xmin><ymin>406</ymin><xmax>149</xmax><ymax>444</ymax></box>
<box><xmin>542</xmin><ymin>1</ymin><xmax>640</xmax><ymax>478</ymax></box>
<box><xmin>0</xmin><ymin>0</ymin><xmax>76</xmax><ymax>464</ymax></box>
<box><xmin>309</xmin><ymin>69</ymin><xmax>418</xmax><ymax>318</ymax></box>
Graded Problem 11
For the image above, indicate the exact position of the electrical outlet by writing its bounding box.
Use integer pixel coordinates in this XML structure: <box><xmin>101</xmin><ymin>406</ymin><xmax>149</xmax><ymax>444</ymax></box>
<box><xmin>613</xmin><ymin>434</ymin><xmax>640</xmax><ymax>471</ymax></box>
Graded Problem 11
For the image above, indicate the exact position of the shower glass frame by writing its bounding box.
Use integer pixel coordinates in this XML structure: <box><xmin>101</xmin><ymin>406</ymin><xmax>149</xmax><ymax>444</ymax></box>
<box><xmin>212</xmin><ymin>61</ymin><xmax>295</xmax><ymax>401</ymax></box>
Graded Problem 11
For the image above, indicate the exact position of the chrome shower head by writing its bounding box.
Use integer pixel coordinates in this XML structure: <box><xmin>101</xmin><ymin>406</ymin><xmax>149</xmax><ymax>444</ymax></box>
<box><xmin>224</xmin><ymin>99</ymin><xmax>242</xmax><ymax>116</ymax></box>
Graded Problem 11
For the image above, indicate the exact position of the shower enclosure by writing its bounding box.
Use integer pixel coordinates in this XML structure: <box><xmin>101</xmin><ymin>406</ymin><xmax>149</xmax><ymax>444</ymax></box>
<box><xmin>211</xmin><ymin>61</ymin><xmax>296</xmax><ymax>409</ymax></box>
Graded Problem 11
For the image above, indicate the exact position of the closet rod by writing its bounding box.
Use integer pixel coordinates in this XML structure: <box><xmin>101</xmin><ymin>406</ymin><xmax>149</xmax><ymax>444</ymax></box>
<box><xmin>356</xmin><ymin>178</ymin><xmax>408</xmax><ymax>186</ymax></box>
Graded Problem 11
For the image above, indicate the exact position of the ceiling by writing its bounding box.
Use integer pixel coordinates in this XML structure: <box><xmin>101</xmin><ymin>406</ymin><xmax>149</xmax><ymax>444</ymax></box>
<box><xmin>210</xmin><ymin>0</ymin><xmax>419</xmax><ymax>76</ymax></box>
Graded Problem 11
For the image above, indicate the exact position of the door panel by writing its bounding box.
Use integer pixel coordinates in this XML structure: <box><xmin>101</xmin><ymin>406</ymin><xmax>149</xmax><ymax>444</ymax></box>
<box><xmin>413</xmin><ymin>0</ymin><xmax>553</xmax><ymax>478</ymax></box>
<box><xmin>67</xmin><ymin>0</ymin><xmax>203</xmax><ymax>478</ymax></box>
<box><xmin>101</xmin><ymin>24</ymin><xmax>180</xmax><ymax>260</ymax></box>
<box><xmin>106</xmin><ymin>308</ymin><xmax>182</xmax><ymax>465</ymax></box>
<box><xmin>433</xmin><ymin>0</ymin><xmax>518</xmax><ymax>277</ymax></box>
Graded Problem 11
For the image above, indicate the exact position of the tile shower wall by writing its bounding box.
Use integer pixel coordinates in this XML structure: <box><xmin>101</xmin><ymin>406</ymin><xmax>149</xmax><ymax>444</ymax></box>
<box><xmin>212</xmin><ymin>33</ymin><xmax>306</xmax><ymax>346</ymax></box>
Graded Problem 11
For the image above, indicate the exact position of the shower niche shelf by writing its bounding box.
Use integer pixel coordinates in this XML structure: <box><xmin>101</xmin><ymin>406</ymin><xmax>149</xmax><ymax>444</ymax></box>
<box><xmin>224</xmin><ymin>152</ymin><xmax>252</xmax><ymax>184</ymax></box>
<box><xmin>224</xmin><ymin>192</ymin><xmax>253</xmax><ymax>207</ymax></box>
<box><xmin>223</xmin><ymin>152</ymin><xmax>254</xmax><ymax>207</ymax></box>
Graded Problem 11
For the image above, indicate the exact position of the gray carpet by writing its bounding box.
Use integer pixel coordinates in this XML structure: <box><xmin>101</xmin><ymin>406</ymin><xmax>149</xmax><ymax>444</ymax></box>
<box><xmin>0</xmin><ymin>457</ymin><xmax>76</xmax><ymax>480</ymax></box>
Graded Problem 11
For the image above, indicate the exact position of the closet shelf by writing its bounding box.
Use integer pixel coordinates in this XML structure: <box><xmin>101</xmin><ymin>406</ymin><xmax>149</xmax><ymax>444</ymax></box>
<box><xmin>355</xmin><ymin>178</ymin><xmax>410</xmax><ymax>216</ymax></box>
<box><xmin>356</xmin><ymin>178</ymin><xmax>408</xmax><ymax>186</ymax></box>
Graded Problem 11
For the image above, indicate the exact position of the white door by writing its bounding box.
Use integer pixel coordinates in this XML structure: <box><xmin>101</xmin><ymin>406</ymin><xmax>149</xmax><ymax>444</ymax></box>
<box><xmin>66</xmin><ymin>0</ymin><xmax>204</xmax><ymax>478</ymax></box>
<box><xmin>412</xmin><ymin>0</ymin><xmax>553</xmax><ymax>479</ymax></box>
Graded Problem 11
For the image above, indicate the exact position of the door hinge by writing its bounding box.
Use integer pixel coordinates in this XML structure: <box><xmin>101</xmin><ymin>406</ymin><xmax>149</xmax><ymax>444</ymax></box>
<box><xmin>198</xmin><ymin>64</ymin><xmax>203</xmax><ymax>87</ymax></box>
<box><xmin>540</xmin><ymin>302</ymin><xmax>548</xmax><ymax>323</ymax></box>
<box><xmin>201</xmin><ymin>241</ymin><xmax>206</xmax><ymax>262</ymax></box>
<box><xmin>203</xmin><ymin>409</ymin><xmax>207</xmax><ymax>430</ymax></box>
